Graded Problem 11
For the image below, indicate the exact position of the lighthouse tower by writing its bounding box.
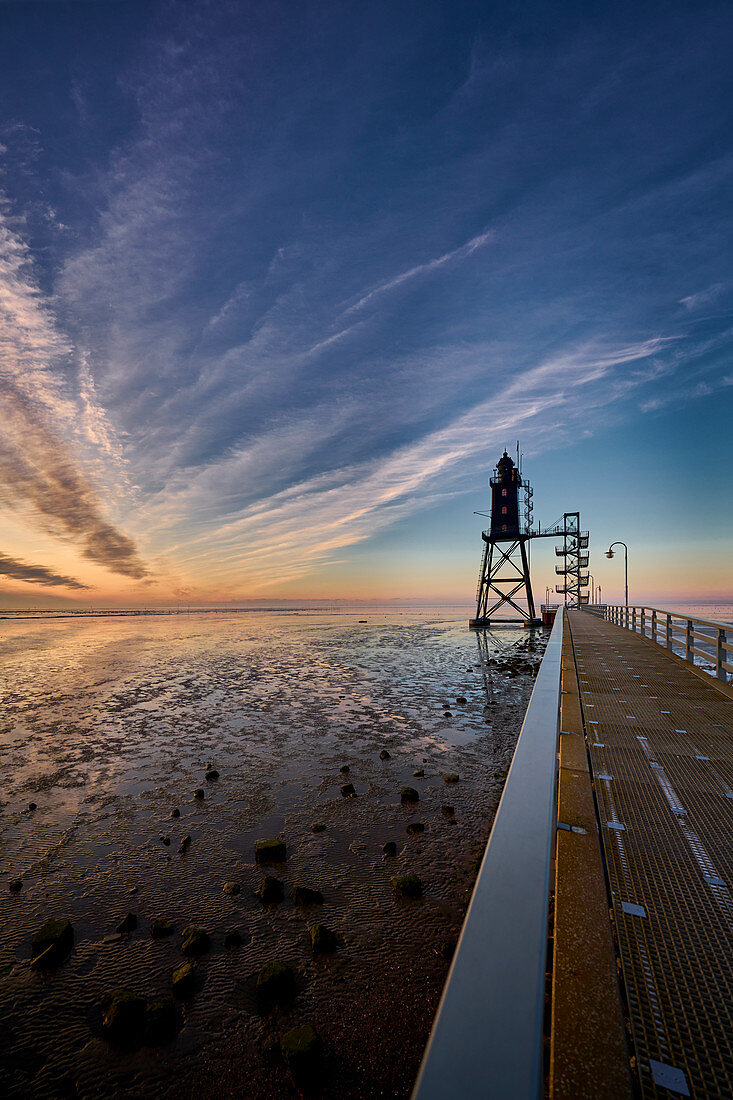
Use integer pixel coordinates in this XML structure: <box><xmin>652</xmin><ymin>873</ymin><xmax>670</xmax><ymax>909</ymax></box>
<box><xmin>470</xmin><ymin>451</ymin><xmax>541</xmax><ymax>628</ymax></box>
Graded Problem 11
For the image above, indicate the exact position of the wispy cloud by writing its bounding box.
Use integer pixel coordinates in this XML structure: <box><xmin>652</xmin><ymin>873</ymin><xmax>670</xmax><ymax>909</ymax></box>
<box><xmin>0</xmin><ymin>551</ymin><xmax>88</xmax><ymax>589</ymax></box>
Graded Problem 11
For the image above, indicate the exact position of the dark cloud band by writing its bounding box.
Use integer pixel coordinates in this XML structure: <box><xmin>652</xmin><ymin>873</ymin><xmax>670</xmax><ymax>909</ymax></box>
<box><xmin>0</xmin><ymin>551</ymin><xmax>88</xmax><ymax>589</ymax></box>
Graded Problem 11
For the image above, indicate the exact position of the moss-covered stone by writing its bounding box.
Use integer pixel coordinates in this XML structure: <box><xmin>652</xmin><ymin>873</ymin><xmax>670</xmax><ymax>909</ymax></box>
<box><xmin>392</xmin><ymin>874</ymin><xmax>423</xmax><ymax>899</ymax></box>
<box><xmin>224</xmin><ymin>929</ymin><xmax>242</xmax><ymax>948</ymax></box>
<box><xmin>28</xmin><ymin>802</ymin><xmax>37</xmax><ymax>811</ymax></box>
<box><xmin>379</xmin><ymin>749</ymin><xmax>391</xmax><ymax>760</ymax></box>
<box><xmin>280</xmin><ymin>1023</ymin><xmax>322</xmax><ymax>1080</ymax></box>
<box><xmin>145</xmin><ymin>997</ymin><xmax>179</xmax><ymax>1043</ymax></box>
<box><xmin>339</xmin><ymin>764</ymin><xmax>350</xmax><ymax>774</ymax></box>
<box><xmin>456</xmin><ymin>696</ymin><xmax>467</xmax><ymax>705</ymax></box>
<box><xmin>222</xmin><ymin>882</ymin><xmax>240</xmax><ymax>896</ymax></box>
<box><xmin>101</xmin><ymin>989</ymin><xmax>147</xmax><ymax>1046</ymax></box>
<box><xmin>205</xmin><ymin>768</ymin><xmax>219</xmax><ymax>781</ymax></box>
<box><xmin>258</xmin><ymin>875</ymin><xmax>284</xmax><ymax>903</ymax></box>
<box><xmin>311</xmin><ymin>822</ymin><xmax>326</xmax><ymax>833</ymax></box>
<box><xmin>400</xmin><ymin>787</ymin><xmax>419</xmax><ymax>803</ymax></box>
<box><xmin>441</xmin><ymin>804</ymin><xmax>455</xmax><ymax>816</ymax></box>
<box><xmin>151</xmin><ymin>918</ymin><xmax>175</xmax><ymax>938</ymax></box>
<box><xmin>116</xmin><ymin>912</ymin><xmax>137</xmax><ymax>934</ymax></box>
<box><xmin>412</xmin><ymin>768</ymin><xmax>424</xmax><ymax>778</ymax></box>
<box><xmin>255</xmin><ymin>838</ymin><xmax>286</xmax><ymax>863</ymax></box>
<box><xmin>9</xmin><ymin>878</ymin><xmax>22</xmax><ymax>893</ymax></box>
<box><xmin>256</xmin><ymin>960</ymin><xmax>296</xmax><ymax>1005</ymax></box>
<box><xmin>310</xmin><ymin>923</ymin><xmax>337</xmax><ymax>954</ymax></box>
<box><xmin>31</xmin><ymin>918</ymin><xmax>74</xmax><ymax>967</ymax></box>
<box><xmin>170</xmin><ymin>807</ymin><xmax>180</xmax><ymax>818</ymax></box>
<box><xmin>172</xmin><ymin>961</ymin><xmax>199</xmax><ymax>999</ymax></box>
<box><xmin>444</xmin><ymin>774</ymin><xmax>460</xmax><ymax>784</ymax></box>
<box><xmin>161</xmin><ymin>835</ymin><xmax>171</xmax><ymax>846</ymax></box>
<box><xmin>193</xmin><ymin>788</ymin><xmax>205</xmax><ymax>800</ymax></box>
<box><xmin>340</xmin><ymin>783</ymin><xmax>356</xmax><ymax>797</ymax></box>
<box><xmin>181</xmin><ymin>926</ymin><xmax>210</xmax><ymax>957</ymax></box>
<box><xmin>382</xmin><ymin>841</ymin><xmax>397</xmax><ymax>857</ymax></box>
<box><xmin>406</xmin><ymin>822</ymin><xmax>425</xmax><ymax>835</ymax></box>
<box><xmin>290</xmin><ymin>885</ymin><xmax>324</xmax><ymax>906</ymax></box>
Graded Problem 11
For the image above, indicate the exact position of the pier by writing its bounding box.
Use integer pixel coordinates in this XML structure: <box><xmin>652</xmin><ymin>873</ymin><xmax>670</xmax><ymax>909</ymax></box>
<box><xmin>414</xmin><ymin>606</ymin><xmax>733</xmax><ymax>1099</ymax></box>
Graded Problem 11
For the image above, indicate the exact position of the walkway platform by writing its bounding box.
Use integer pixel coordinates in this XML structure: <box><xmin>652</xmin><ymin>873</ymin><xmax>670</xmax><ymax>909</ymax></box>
<box><xmin>565</xmin><ymin>611</ymin><xmax>733</xmax><ymax>1099</ymax></box>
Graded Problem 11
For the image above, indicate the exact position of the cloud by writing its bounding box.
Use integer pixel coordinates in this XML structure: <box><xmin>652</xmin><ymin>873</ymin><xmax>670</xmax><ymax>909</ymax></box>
<box><xmin>0</xmin><ymin>203</ymin><xmax>149</xmax><ymax>580</ymax></box>
<box><xmin>680</xmin><ymin>283</ymin><xmax>726</xmax><ymax>310</ymax></box>
<box><xmin>0</xmin><ymin>552</ymin><xmax>88</xmax><ymax>589</ymax></box>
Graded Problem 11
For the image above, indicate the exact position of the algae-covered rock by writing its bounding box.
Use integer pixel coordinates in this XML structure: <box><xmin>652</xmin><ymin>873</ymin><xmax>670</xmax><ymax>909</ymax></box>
<box><xmin>256</xmin><ymin>960</ymin><xmax>296</xmax><ymax>1005</ymax></box>
<box><xmin>161</xmin><ymin>835</ymin><xmax>171</xmax><ymax>846</ymax></box>
<box><xmin>179</xmin><ymin>834</ymin><xmax>191</xmax><ymax>853</ymax></box>
<box><xmin>222</xmin><ymin>882</ymin><xmax>240</xmax><ymax>896</ymax></box>
<box><xmin>28</xmin><ymin>802</ymin><xmax>37</xmax><ymax>811</ymax></box>
<box><xmin>258</xmin><ymin>875</ymin><xmax>284</xmax><ymax>903</ymax></box>
<box><xmin>444</xmin><ymin>773</ymin><xmax>460</xmax><ymax>784</ymax></box>
<box><xmin>172</xmin><ymin>961</ymin><xmax>199</xmax><ymax>999</ymax></box>
<box><xmin>151</xmin><ymin>918</ymin><xmax>175</xmax><ymax>938</ymax></box>
<box><xmin>456</xmin><ymin>696</ymin><xmax>467</xmax><ymax>705</ymax></box>
<box><xmin>145</xmin><ymin>997</ymin><xmax>179</xmax><ymax>1043</ymax></box>
<box><xmin>412</xmin><ymin>768</ymin><xmax>424</xmax><ymax>778</ymax></box>
<box><xmin>116</xmin><ymin>912</ymin><xmax>137</xmax><ymax>934</ymax></box>
<box><xmin>280</xmin><ymin>1023</ymin><xmax>322</xmax><ymax>1080</ymax></box>
<box><xmin>205</xmin><ymin>769</ymin><xmax>219</xmax><ymax>781</ymax></box>
<box><xmin>339</xmin><ymin>764</ymin><xmax>350</xmax><ymax>774</ymax></box>
<box><xmin>382</xmin><ymin>841</ymin><xmax>397</xmax><ymax>857</ymax></box>
<box><xmin>340</xmin><ymin>783</ymin><xmax>356</xmax><ymax>797</ymax></box>
<box><xmin>310</xmin><ymin>924</ymin><xmax>337</xmax><ymax>954</ymax></box>
<box><xmin>311</xmin><ymin>822</ymin><xmax>326</xmax><ymax>833</ymax></box>
<box><xmin>255</xmin><ymin>838</ymin><xmax>286</xmax><ymax>863</ymax></box>
<box><xmin>170</xmin><ymin>808</ymin><xmax>180</xmax><ymax>818</ymax></box>
<box><xmin>392</xmin><ymin>874</ymin><xmax>423</xmax><ymax>899</ymax></box>
<box><xmin>9</xmin><ymin>878</ymin><xmax>22</xmax><ymax>893</ymax></box>
<box><xmin>224</xmin><ymin>929</ymin><xmax>242</xmax><ymax>948</ymax></box>
<box><xmin>400</xmin><ymin>787</ymin><xmax>419</xmax><ymax>803</ymax></box>
<box><xmin>441</xmin><ymin>804</ymin><xmax>455</xmax><ymax>816</ymax></box>
<box><xmin>181</xmin><ymin>926</ymin><xmax>210</xmax><ymax>957</ymax></box>
<box><xmin>406</xmin><ymin>822</ymin><xmax>425</xmax><ymax>835</ymax></box>
<box><xmin>379</xmin><ymin>749</ymin><xmax>391</xmax><ymax>760</ymax></box>
<box><xmin>443</xmin><ymin>710</ymin><xmax>453</xmax><ymax>717</ymax></box>
<box><xmin>31</xmin><ymin>918</ymin><xmax>74</xmax><ymax>967</ymax></box>
<box><xmin>290</xmin><ymin>885</ymin><xmax>324</xmax><ymax>906</ymax></box>
<box><xmin>101</xmin><ymin>989</ymin><xmax>147</xmax><ymax>1046</ymax></box>
<box><xmin>193</xmin><ymin>788</ymin><xmax>205</xmax><ymax>800</ymax></box>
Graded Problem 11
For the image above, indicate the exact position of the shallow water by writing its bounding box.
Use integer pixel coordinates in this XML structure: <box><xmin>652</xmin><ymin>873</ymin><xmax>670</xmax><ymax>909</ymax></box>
<box><xmin>0</xmin><ymin>609</ymin><xmax>545</xmax><ymax>1098</ymax></box>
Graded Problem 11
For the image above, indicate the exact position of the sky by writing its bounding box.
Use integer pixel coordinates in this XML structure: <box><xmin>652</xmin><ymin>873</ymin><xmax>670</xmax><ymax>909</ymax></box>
<box><xmin>0</xmin><ymin>0</ymin><xmax>731</xmax><ymax>609</ymax></box>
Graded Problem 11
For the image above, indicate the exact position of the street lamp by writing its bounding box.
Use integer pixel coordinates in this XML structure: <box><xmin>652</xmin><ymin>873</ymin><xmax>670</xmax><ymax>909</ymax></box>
<box><xmin>606</xmin><ymin>542</ymin><xmax>628</xmax><ymax>608</ymax></box>
<box><xmin>588</xmin><ymin>573</ymin><xmax>595</xmax><ymax>605</ymax></box>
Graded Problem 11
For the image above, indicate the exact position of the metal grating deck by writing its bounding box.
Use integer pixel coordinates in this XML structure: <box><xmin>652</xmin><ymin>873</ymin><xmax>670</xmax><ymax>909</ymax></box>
<box><xmin>567</xmin><ymin>611</ymin><xmax>733</xmax><ymax>1099</ymax></box>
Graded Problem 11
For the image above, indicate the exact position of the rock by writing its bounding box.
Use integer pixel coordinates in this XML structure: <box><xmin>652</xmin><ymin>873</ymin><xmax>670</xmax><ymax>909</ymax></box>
<box><xmin>290</xmin><ymin>885</ymin><xmax>324</xmax><ymax>906</ymax></box>
<box><xmin>311</xmin><ymin>822</ymin><xmax>326</xmax><ymax>833</ymax></box>
<box><xmin>181</xmin><ymin>926</ymin><xmax>210</xmax><ymax>957</ymax></box>
<box><xmin>441</xmin><ymin>804</ymin><xmax>455</xmax><ymax>816</ymax></box>
<box><xmin>116</xmin><ymin>912</ymin><xmax>137</xmax><ymax>934</ymax></box>
<box><xmin>193</xmin><ymin>788</ymin><xmax>205</xmax><ymax>800</ymax></box>
<box><xmin>151</xmin><ymin>918</ymin><xmax>175</xmax><ymax>938</ymax></box>
<box><xmin>339</xmin><ymin>764</ymin><xmax>350</xmax><ymax>774</ymax></box>
<box><xmin>280</xmin><ymin>1023</ymin><xmax>322</xmax><ymax>1080</ymax></box>
<box><xmin>413</xmin><ymin>768</ymin><xmax>424</xmax><ymax>778</ymax></box>
<box><xmin>438</xmin><ymin>939</ymin><xmax>456</xmax><ymax>962</ymax></box>
<box><xmin>170</xmin><ymin>808</ymin><xmax>180</xmax><ymax>818</ymax></box>
<box><xmin>31</xmin><ymin>919</ymin><xmax>74</xmax><ymax>968</ymax></box>
<box><xmin>205</xmin><ymin>769</ymin><xmax>219</xmax><ymax>781</ymax></box>
<box><xmin>145</xmin><ymin>998</ymin><xmax>179</xmax><ymax>1043</ymax></box>
<box><xmin>224</xmin><ymin>929</ymin><xmax>242</xmax><ymax>948</ymax></box>
<box><xmin>103</xmin><ymin>933</ymin><xmax>124</xmax><ymax>945</ymax></box>
<box><xmin>406</xmin><ymin>822</ymin><xmax>425</xmax><ymax>835</ymax></box>
<box><xmin>161</xmin><ymin>835</ymin><xmax>171</xmax><ymax>846</ymax></box>
<box><xmin>258</xmin><ymin>875</ymin><xmax>284</xmax><ymax>903</ymax></box>
<box><xmin>222</xmin><ymin>882</ymin><xmax>240</xmax><ymax>896</ymax></box>
<box><xmin>256</xmin><ymin>960</ymin><xmax>296</xmax><ymax>1005</ymax></box>
<box><xmin>255</xmin><ymin>838</ymin><xmax>286</xmax><ymax>863</ymax></box>
<box><xmin>392</xmin><ymin>874</ymin><xmax>423</xmax><ymax>899</ymax></box>
<box><xmin>379</xmin><ymin>750</ymin><xmax>391</xmax><ymax>760</ymax></box>
<box><xmin>443</xmin><ymin>710</ymin><xmax>453</xmax><ymax>717</ymax></box>
<box><xmin>179</xmin><ymin>834</ymin><xmax>191</xmax><ymax>853</ymax></box>
<box><xmin>340</xmin><ymin>783</ymin><xmax>356</xmax><ymax>797</ymax></box>
<box><xmin>400</xmin><ymin>787</ymin><xmax>419</xmax><ymax>803</ymax></box>
<box><xmin>172</xmin><ymin>961</ymin><xmax>199</xmax><ymax>999</ymax></box>
<box><xmin>444</xmin><ymin>774</ymin><xmax>460</xmax><ymax>784</ymax></box>
<box><xmin>28</xmin><ymin>802</ymin><xmax>37</xmax><ymax>812</ymax></box>
<box><xmin>9</xmin><ymin>878</ymin><xmax>22</xmax><ymax>893</ymax></box>
<box><xmin>101</xmin><ymin>989</ymin><xmax>147</xmax><ymax>1046</ymax></box>
<box><xmin>382</xmin><ymin>841</ymin><xmax>397</xmax><ymax>857</ymax></box>
<box><xmin>456</xmin><ymin>696</ymin><xmax>467</xmax><ymax>705</ymax></box>
<box><xmin>310</xmin><ymin>924</ymin><xmax>337</xmax><ymax>954</ymax></box>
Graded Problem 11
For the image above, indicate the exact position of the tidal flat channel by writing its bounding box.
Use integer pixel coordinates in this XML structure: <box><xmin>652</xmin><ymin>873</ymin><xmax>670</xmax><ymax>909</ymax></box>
<box><xmin>0</xmin><ymin>608</ymin><xmax>547</xmax><ymax>1098</ymax></box>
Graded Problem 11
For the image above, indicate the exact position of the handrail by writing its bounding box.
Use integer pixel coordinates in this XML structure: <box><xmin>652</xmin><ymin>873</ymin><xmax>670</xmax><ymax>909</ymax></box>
<box><xmin>584</xmin><ymin>604</ymin><xmax>731</xmax><ymax>683</ymax></box>
<box><xmin>412</xmin><ymin>610</ymin><xmax>564</xmax><ymax>1100</ymax></box>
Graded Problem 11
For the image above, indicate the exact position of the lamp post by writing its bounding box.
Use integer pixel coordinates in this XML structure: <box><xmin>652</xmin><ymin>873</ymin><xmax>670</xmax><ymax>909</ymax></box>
<box><xmin>605</xmin><ymin>542</ymin><xmax>628</xmax><ymax>609</ymax></box>
<box><xmin>588</xmin><ymin>573</ymin><xmax>595</xmax><ymax>605</ymax></box>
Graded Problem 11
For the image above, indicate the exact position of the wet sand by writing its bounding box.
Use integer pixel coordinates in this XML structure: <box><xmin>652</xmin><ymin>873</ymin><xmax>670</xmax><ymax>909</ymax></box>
<box><xmin>0</xmin><ymin>609</ymin><xmax>546</xmax><ymax>1098</ymax></box>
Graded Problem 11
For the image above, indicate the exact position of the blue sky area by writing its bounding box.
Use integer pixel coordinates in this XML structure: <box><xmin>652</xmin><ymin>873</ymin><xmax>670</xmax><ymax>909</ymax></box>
<box><xmin>0</xmin><ymin>0</ymin><xmax>731</xmax><ymax>605</ymax></box>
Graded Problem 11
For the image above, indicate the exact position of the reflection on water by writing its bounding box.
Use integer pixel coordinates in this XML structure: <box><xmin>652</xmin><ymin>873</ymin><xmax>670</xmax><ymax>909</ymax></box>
<box><xmin>0</xmin><ymin>608</ymin><xmax>545</xmax><ymax>1099</ymax></box>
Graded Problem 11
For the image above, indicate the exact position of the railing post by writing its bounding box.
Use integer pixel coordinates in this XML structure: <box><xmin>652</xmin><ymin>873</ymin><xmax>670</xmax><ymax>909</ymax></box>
<box><xmin>651</xmin><ymin>609</ymin><xmax>657</xmax><ymax>643</ymax></box>
<box><xmin>685</xmin><ymin>620</ymin><xmax>693</xmax><ymax>664</ymax></box>
<box><xmin>641</xmin><ymin>607</ymin><xmax>645</xmax><ymax>638</ymax></box>
<box><xmin>632</xmin><ymin>607</ymin><xmax>637</xmax><ymax>633</ymax></box>
<box><xmin>666</xmin><ymin>614</ymin><xmax>673</xmax><ymax>651</ymax></box>
<box><xmin>717</xmin><ymin>628</ymin><xmax>726</xmax><ymax>682</ymax></box>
